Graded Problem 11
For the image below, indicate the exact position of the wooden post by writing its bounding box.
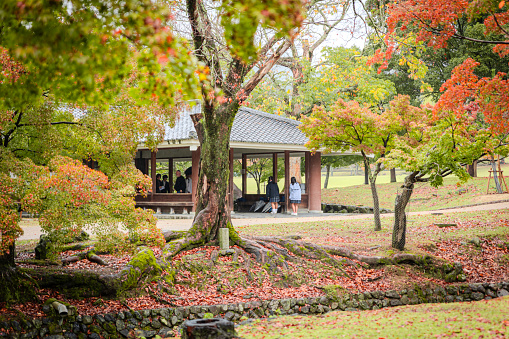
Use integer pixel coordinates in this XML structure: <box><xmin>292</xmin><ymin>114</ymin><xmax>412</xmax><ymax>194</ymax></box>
<box><xmin>150</xmin><ymin>151</ymin><xmax>157</xmax><ymax>198</ymax></box>
<box><xmin>308</xmin><ymin>151</ymin><xmax>322</xmax><ymax>212</ymax></box>
<box><xmin>305</xmin><ymin>151</ymin><xmax>310</xmax><ymax>208</ymax></box>
<box><xmin>242</xmin><ymin>154</ymin><xmax>247</xmax><ymax>197</ymax></box>
<box><xmin>191</xmin><ymin>148</ymin><xmax>200</xmax><ymax>211</ymax></box>
<box><xmin>169</xmin><ymin>158</ymin><xmax>174</xmax><ymax>193</ymax></box>
<box><xmin>145</xmin><ymin>158</ymin><xmax>150</xmax><ymax>176</ymax></box>
<box><xmin>284</xmin><ymin>151</ymin><xmax>290</xmax><ymax>213</ymax></box>
<box><xmin>229</xmin><ymin>148</ymin><xmax>234</xmax><ymax>211</ymax></box>
<box><xmin>272</xmin><ymin>152</ymin><xmax>278</xmax><ymax>182</ymax></box>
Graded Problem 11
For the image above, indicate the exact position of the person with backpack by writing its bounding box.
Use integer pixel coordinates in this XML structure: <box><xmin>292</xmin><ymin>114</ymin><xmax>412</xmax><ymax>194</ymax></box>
<box><xmin>289</xmin><ymin>176</ymin><xmax>302</xmax><ymax>216</ymax></box>
<box><xmin>266</xmin><ymin>176</ymin><xmax>280</xmax><ymax>214</ymax></box>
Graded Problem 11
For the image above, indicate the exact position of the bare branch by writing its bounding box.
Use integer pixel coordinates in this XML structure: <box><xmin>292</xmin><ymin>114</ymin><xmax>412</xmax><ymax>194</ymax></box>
<box><xmin>241</xmin><ymin>40</ymin><xmax>293</xmax><ymax>98</ymax></box>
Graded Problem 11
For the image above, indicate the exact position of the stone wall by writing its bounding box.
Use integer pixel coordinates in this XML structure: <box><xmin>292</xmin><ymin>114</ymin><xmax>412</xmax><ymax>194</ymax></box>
<box><xmin>1</xmin><ymin>282</ymin><xmax>507</xmax><ymax>338</ymax></box>
<box><xmin>322</xmin><ymin>203</ymin><xmax>392</xmax><ymax>214</ymax></box>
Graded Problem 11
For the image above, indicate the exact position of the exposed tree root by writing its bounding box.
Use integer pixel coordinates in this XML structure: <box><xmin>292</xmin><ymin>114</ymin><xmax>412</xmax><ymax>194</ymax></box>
<box><xmin>321</xmin><ymin>245</ymin><xmax>430</xmax><ymax>266</ymax></box>
<box><xmin>236</xmin><ymin>236</ymin><xmax>352</xmax><ymax>277</ymax></box>
<box><xmin>247</xmin><ymin>236</ymin><xmax>431</xmax><ymax>267</ymax></box>
<box><xmin>239</xmin><ymin>236</ymin><xmax>466</xmax><ymax>282</ymax></box>
<box><xmin>162</xmin><ymin>230</ymin><xmax>186</xmax><ymax>242</ymax></box>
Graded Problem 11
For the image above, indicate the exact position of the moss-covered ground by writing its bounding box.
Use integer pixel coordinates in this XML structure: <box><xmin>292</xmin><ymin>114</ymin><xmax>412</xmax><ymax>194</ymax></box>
<box><xmin>5</xmin><ymin>193</ymin><xmax>509</xmax><ymax>328</ymax></box>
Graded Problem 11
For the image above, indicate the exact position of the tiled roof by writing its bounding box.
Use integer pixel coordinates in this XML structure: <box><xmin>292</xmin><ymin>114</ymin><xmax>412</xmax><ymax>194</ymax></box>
<box><xmin>62</xmin><ymin>102</ymin><xmax>308</xmax><ymax>146</ymax></box>
<box><xmin>166</xmin><ymin>104</ymin><xmax>308</xmax><ymax>145</ymax></box>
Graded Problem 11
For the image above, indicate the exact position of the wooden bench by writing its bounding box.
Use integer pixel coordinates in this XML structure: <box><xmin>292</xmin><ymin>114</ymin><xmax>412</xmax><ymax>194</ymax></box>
<box><xmin>135</xmin><ymin>201</ymin><xmax>194</xmax><ymax>214</ymax></box>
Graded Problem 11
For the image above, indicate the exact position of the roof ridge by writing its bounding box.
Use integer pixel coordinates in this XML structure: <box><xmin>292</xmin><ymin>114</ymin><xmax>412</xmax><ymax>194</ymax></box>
<box><xmin>239</xmin><ymin>106</ymin><xmax>300</xmax><ymax>125</ymax></box>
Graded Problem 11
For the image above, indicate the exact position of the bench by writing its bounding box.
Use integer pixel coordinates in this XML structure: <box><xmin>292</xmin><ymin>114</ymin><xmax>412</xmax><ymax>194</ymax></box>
<box><xmin>135</xmin><ymin>201</ymin><xmax>194</xmax><ymax>214</ymax></box>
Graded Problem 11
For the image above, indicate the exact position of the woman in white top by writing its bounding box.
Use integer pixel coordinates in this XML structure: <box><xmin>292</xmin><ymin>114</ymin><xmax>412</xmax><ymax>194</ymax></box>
<box><xmin>289</xmin><ymin>176</ymin><xmax>302</xmax><ymax>216</ymax></box>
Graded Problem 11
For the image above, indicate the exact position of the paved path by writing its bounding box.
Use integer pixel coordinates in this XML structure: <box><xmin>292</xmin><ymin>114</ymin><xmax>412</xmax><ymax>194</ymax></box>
<box><xmin>18</xmin><ymin>201</ymin><xmax>509</xmax><ymax>241</ymax></box>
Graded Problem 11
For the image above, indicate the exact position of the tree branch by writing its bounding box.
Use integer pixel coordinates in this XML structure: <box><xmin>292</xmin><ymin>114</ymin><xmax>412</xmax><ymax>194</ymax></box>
<box><xmin>241</xmin><ymin>39</ymin><xmax>292</xmax><ymax>98</ymax></box>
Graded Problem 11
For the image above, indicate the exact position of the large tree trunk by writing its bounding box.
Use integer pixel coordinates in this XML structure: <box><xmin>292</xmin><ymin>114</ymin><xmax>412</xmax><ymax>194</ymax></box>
<box><xmin>165</xmin><ymin>103</ymin><xmax>236</xmax><ymax>255</ymax></box>
<box><xmin>390</xmin><ymin>168</ymin><xmax>397</xmax><ymax>182</ymax></box>
<box><xmin>0</xmin><ymin>243</ymin><xmax>37</xmax><ymax>302</ymax></box>
<box><xmin>364</xmin><ymin>164</ymin><xmax>369</xmax><ymax>185</ymax></box>
<box><xmin>324</xmin><ymin>164</ymin><xmax>331</xmax><ymax>189</ymax></box>
<box><xmin>392</xmin><ymin>173</ymin><xmax>417</xmax><ymax>250</ymax></box>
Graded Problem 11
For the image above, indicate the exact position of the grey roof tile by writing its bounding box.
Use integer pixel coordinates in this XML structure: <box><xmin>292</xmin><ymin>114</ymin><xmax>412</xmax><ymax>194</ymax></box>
<box><xmin>62</xmin><ymin>102</ymin><xmax>307</xmax><ymax>145</ymax></box>
<box><xmin>165</xmin><ymin>104</ymin><xmax>308</xmax><ymax>145</ymax></box>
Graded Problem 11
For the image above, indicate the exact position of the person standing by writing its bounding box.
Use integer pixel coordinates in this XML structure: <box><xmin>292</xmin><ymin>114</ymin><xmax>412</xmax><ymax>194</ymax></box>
<box><xmin>155</xmin><ymin>173</ymin><xmax>163</xmax><ymax>193</ymax></box>
<box><xmin>266</xmin><ymin>176</ymin><xmax>280</xmax><ymax>214</ymax></box>
<box><xmin>289</xmin><ymin>176</ymin><xmax>302</xmax><ymax>216</ymax></box>
<box><xmin>174</xmin><ymin>170</ymin><xmax>187</xmax><ymax>193</ymax></box>
<box><xmin>161</xmin><ymin>175</ymin><xmax>170</xmax><ymax>193</ymax></box>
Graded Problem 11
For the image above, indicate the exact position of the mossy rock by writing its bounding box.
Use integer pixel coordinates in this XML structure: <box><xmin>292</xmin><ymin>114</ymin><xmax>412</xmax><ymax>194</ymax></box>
<box><xmin>118</xmin><ymin>247</ymin><xmax>173</xmax><ymax>295</ymax></box>
<box><xmin>323</xmin><ymin>285</ymin><xmax>348</xmax><ymax>301</ymax></box>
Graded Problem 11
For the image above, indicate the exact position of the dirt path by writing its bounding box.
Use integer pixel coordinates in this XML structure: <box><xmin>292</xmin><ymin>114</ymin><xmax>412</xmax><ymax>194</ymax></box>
<box><xmin>18</xmin><ymin>201</ymin><xmax>509</xmax><ymax>240</ymax></box>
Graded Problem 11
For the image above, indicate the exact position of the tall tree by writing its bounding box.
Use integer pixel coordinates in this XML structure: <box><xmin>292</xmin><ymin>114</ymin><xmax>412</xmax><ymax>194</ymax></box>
<box><xmin>248</xmin><ymin>46</ymin><xmax>397</xmax><ymax>117</ymax></box>
<box><xmin>165</xmin><ymin>0</ymin><xmax>305</xmax><ymax>255</ymax></box>
<box><xmin>270</xmin><ymin>0</ymin><xmax>355</xmax><ymax>117</ymax></box>
<box><xmin>300</xmin><ymin>95</ymin><xmax>424</xmax><ymax>231</ymax></box>
<box><xmin>0</xmin><ymin>0</ymin><xmax>196</xmax><ymax>302</ymax></box>
<box><xmin>385</xmin><ymin>95</ymin><xmax>509</xmax><ymax>250</ymax></box>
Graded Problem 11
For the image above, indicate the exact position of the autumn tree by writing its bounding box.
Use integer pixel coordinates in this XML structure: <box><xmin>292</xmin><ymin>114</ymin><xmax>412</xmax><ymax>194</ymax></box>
<box><xmin>300</xmin><ymin>95</ymin><xmax>424</xmax><ymax>231</ymax></box>
<box><xmin>164</xmin><ymin>0</ymin><xmax>307</xmax><ymax>256</ymax></box>
<box><xmin>0</xmin><ymin>0</ymin><xmax>197</xmax><ymax>302</ymax></box>
<box><xmin>365</xmin><ymin>0</ymin><xmax>509</xmax><ymax>249</ymax></box>
<box><xmin>246</xmin><ymin>0</ymin><xmax>356</xmax><ymax>117</ymax></box>
<box><xmin>249</xmin><ymin>46</ymin><xmax>396</xmax><ymax>117</ymax></box>
<box><xmin>386</xmin><ymin>100</ymin><xmax>509</xmax><ymax>250</ymax></box>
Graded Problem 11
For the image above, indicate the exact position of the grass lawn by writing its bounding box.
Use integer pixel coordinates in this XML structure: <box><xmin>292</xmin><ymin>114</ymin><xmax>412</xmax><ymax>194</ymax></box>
<box><xmin>235</xmin><ymin>164</ymin><xmax>509</xmax><ymax>212</ymax></box>
<box><xmin>322</xmin><ymin>176</ymin><xmax>509</xmax><ymax>212</ymax></box>
<box><xmin>237</xmin><ymin>296</ymin><xmax>509</xmax><ymax>338</ymax></box>
<box><xmin>238</xmin><ymin>209</ymin><xmax>509</xmax><ymax>254</ymax></box>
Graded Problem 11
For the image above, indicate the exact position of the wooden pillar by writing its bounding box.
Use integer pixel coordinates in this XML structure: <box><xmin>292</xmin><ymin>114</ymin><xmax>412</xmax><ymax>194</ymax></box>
<box><xmin>169</xmin><ymin>158</ymin><xmax>174</xmax><ymax>193</ymax></box>
<box><xmin>308</xmin><ymin>151</ymin><xmax>322</xmax><ymax>212</ymax></box>
<box><xmin>150</xmin><ymin>151</ymin><xmax>157</xmax><ymax>198</ymax></box>
<box><xmin>191</xmin><ymin>148</ymin><xmax>200</xmax><ymax>211</ymax></box>
<box><xmin>305</xmin><ymin>151</ymin><xmax>310</xmax><ymax>209</ymax></box>
<box><xmin>305</xmin><ymin>152</ymin><xmax>310</xmax><ymax>195</ymax></box>
<box><xmin>145</xmin><ymin>158</ymin><xmax>150</xmax><ymax>176</ymax></box>
<box><xmin>229</xmin><ymin>148</ymin><xmax>234</xmax><ymax>211</ymax></box>
<box><xmin>284</xmin><ymin>151</ymin><xmax>290</xmax><ymax>213</ymax></box>
<box><xmin>242</xmin><ymin>154</ymin><xmax>247</xmax><ymax>197</ymax></box>
<box><xmin>272</xmin><ymin>152</ymin><xmax>278</xmax><ymax>182</ymax></box>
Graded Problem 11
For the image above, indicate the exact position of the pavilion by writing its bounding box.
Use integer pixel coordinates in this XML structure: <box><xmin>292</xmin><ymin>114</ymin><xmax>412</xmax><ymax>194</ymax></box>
<box><xmin>134</xmin><ymin>103</ymin><xmax>337</xmax><ymax>214</ymax></box>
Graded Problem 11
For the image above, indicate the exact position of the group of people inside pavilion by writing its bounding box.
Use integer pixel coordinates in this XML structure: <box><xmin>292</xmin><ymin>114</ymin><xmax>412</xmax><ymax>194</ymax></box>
<box><xmin>155</xmin><ymin>169</ymin><xmax>192</xmax><ymax>194</ymax></box>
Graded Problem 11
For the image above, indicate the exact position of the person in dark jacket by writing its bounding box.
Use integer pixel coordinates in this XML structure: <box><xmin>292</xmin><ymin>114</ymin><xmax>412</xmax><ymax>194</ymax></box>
<box><xmin>155</xmin><ymin>174</ymin><xmax>163</xmax><ymax>193</ymax></box>
<box><xmin>161</xmin><ymin>175</ymin><xmax>170</xmax><ymax>193</ymax></box>
<box><xmin>266</xmin><ymin>176</ymin><xmax>280</xmax><ymax>214</ymax></box>
<box><xmin>174</xmin><ymin>170</ymin><xmax>187</xmax><ymax>193</ymax></box>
